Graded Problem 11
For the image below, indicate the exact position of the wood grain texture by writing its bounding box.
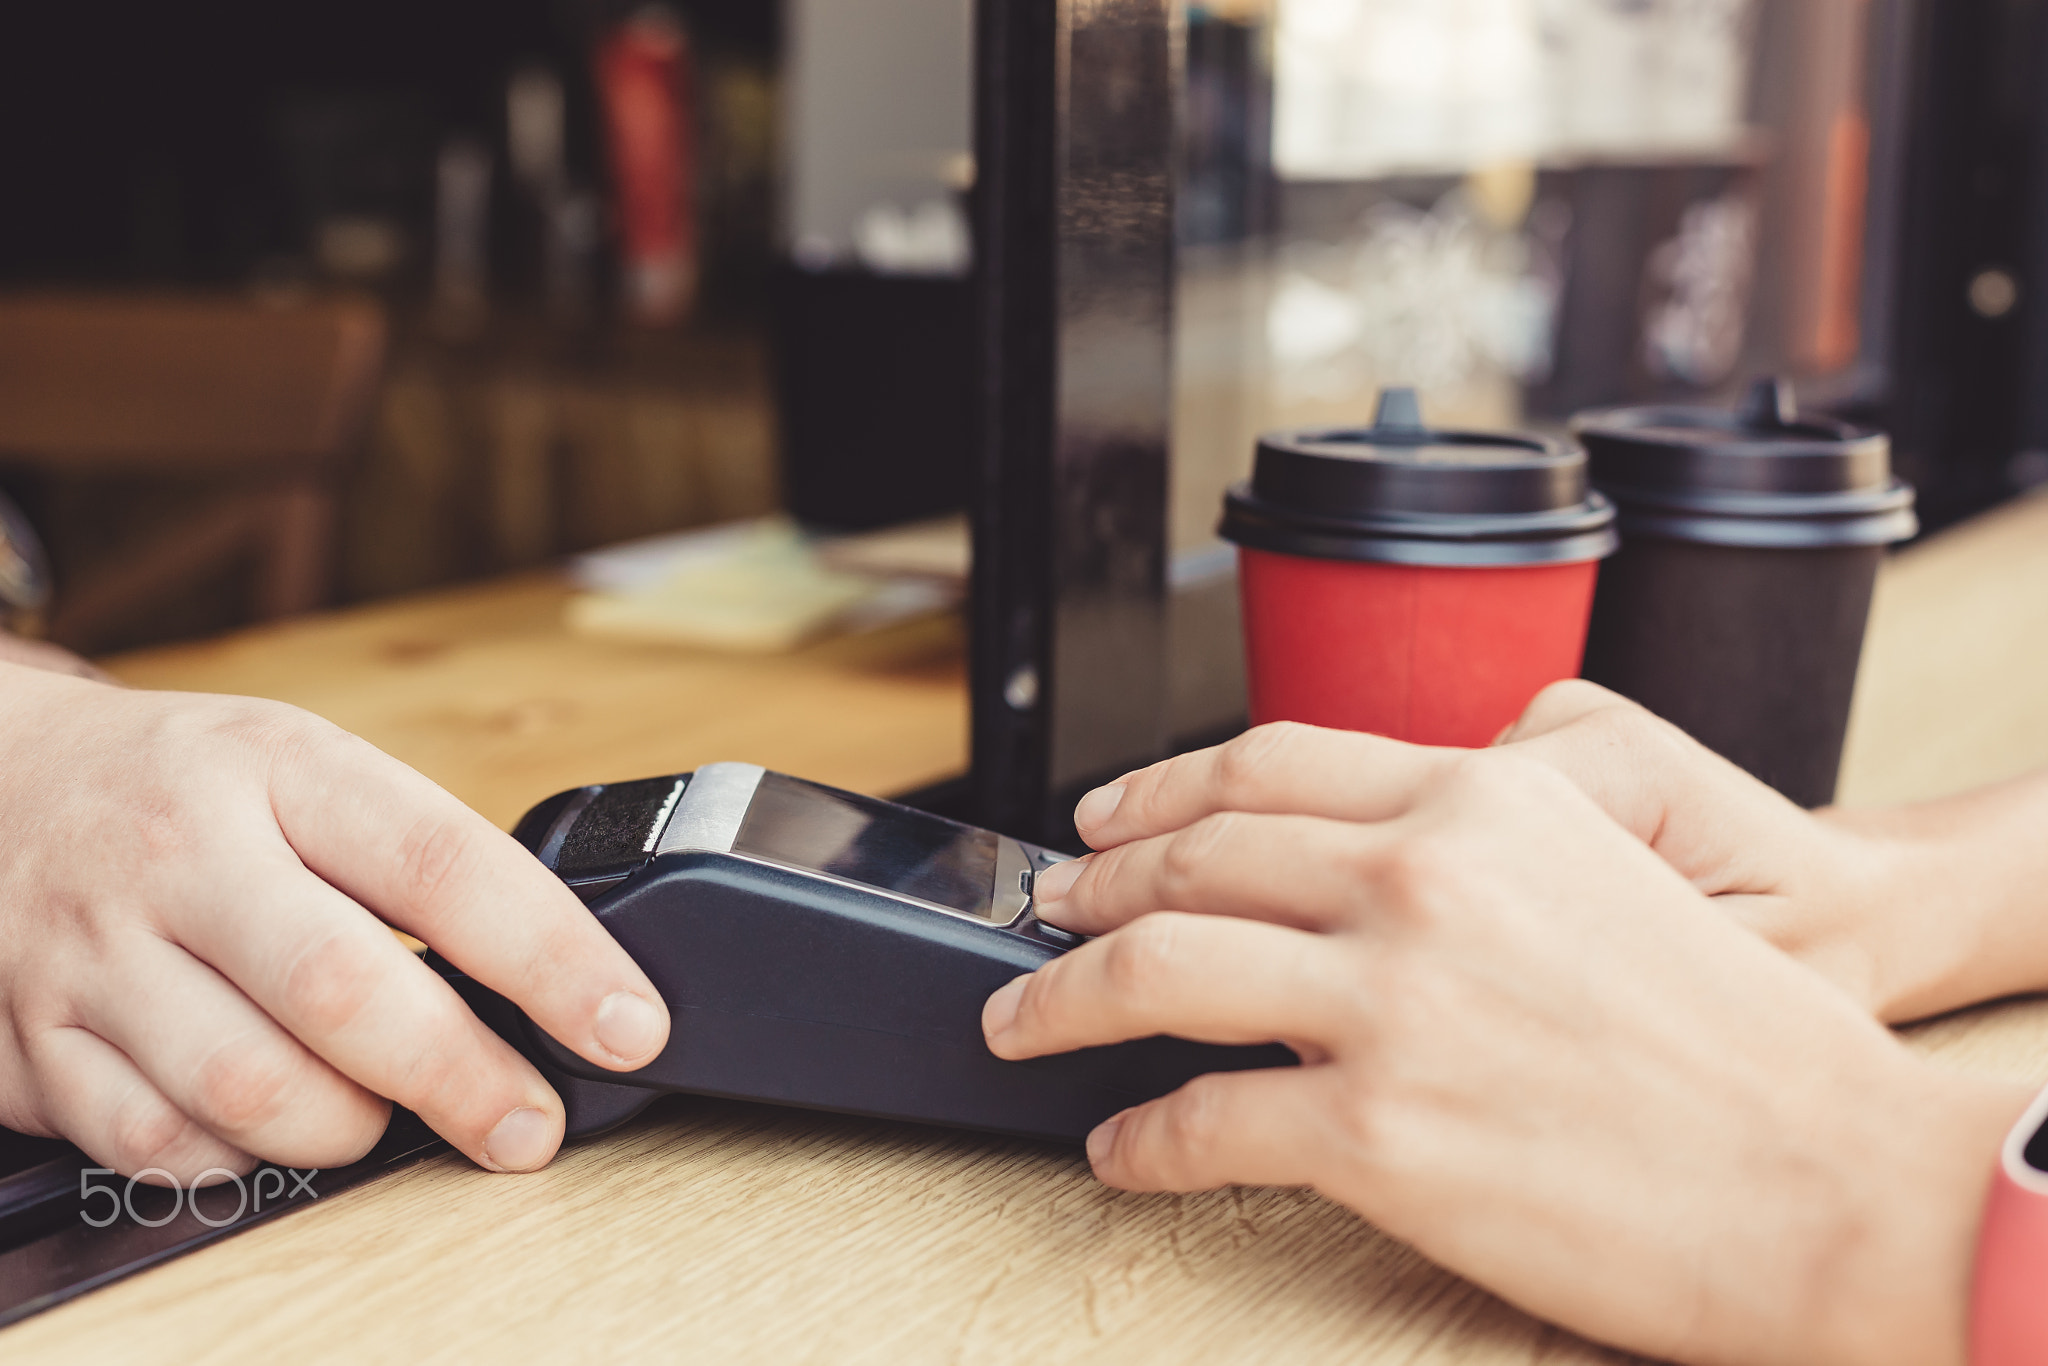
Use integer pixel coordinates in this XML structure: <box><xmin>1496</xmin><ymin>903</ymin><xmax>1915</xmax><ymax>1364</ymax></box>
<box><xmin>1839</xmin><ymin>488</ymin><xmax>2048</xmax><ymax>806</ymax></box>
<box><xmin>100</xmin><ymin>574</ymin><xmax>969</xmax><ymax>831</ymax></box>
<box><xmin>10</xmin><ymin>494</ymin><xmax>2048</xmax><ymax>1364</ymax></box>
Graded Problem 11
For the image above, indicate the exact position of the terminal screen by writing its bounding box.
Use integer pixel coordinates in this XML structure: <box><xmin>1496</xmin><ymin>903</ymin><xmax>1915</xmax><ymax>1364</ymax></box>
<box><xmin>733</xmin><ymin>773</ymin><xmax>1001</xmax><ymax>920</ymax></box>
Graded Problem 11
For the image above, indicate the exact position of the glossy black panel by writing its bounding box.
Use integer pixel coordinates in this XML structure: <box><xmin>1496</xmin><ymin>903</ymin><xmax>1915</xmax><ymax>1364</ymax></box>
<box><xmin>972</xmin><ymin>0</ymin><xmax>1175</xmax><ymax>838</ymax></box>
<box><xmin>734</xmin><ymin>772</ymin><xmax>1001</xmax><ymax>919</ymax></box>
<box><xmin>0</xmin><ymin>1115</ymin><xmax>443</xmax><ymax>1329</ymax></box>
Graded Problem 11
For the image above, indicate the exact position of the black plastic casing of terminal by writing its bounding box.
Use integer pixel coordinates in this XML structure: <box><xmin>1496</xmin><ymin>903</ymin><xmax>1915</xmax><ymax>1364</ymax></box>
<box><xmin>439</xmin><ymin>774</ymin><xmax>1295</xmax><ymax>1143</ymax></box>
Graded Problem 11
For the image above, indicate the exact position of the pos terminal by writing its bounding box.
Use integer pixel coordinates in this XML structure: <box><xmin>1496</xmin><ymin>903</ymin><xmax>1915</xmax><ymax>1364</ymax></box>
<box><xmin>444</xmin><ymin>765</ymin><xmax>1294</xmax><ymax>1143</ymax></box>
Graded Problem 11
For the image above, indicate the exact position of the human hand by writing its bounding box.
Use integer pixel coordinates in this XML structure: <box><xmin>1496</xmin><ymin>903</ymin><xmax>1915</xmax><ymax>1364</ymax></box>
<box><xmin>1501</xmin><ymin>681</ymin><xmax>2048</xmax><ymax>1022</ymax></box>
<box><xmin>983</xmin><ymin>728</ymin><xmax>2026</xmax><ymax>1366</ymax></box>
<box><xmin>0</xmin><ymin>663</ymin><xmax>670</xmax><ymax>1184</ymax></box>
<box><xmin>0</xmin><ymin>630</ymin><xmax>112</xmax><ymax>682</ymax></box>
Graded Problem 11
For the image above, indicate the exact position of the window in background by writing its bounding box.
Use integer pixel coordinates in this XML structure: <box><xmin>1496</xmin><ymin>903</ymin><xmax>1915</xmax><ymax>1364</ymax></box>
<box><xmin>773</xmin><ymin>0</ymin><xmax>977</xmax><ymax>533</ymax></box>
<box><xmin>1171</xmin><ymin>0</ymin><xmax>1880</xmax><ymax>557</ymax></box>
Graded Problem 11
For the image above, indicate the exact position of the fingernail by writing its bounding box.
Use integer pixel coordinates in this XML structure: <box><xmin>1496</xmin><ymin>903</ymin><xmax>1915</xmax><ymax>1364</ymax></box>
<box><xmin>1074</xmin><ymin>782</ymin><xmax>1127</xmax><ymax>832</ymax></box>
<box><xmin>1033</xmin><ymin>858</ymin><xmax>1085</xmax><ymax>904</ymax></box>
<box><xmin>595</xmin><ymin>992</ymin><xmax>666</xmax><ymax>1064</ymax></box>
<box><xmin>983</xmin><ymin>975</ymin><xmax>1029</xmax><ymax>1040</ymax></box>
<box><xmin>481</xmin><ymin>1106</ymin><xmax>554</xmax><ymax>1173</ymax></box>
<box><xmin>1087</xmin><ymin>1113</ymin><xmax>1126</xmax><ymax>1167</ymax></box>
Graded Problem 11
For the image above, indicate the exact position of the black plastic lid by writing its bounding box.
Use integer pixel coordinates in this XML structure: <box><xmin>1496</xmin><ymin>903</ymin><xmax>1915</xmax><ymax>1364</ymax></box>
<box><xmin>1571</xmin><ymin>378</ymin><xmax>1918</xmax><ymax>549</ymax></box>
<box><xmin>1220</xmin><ymin>388</ymin><xmax>1618</xmax><ymax>567</ymax></box>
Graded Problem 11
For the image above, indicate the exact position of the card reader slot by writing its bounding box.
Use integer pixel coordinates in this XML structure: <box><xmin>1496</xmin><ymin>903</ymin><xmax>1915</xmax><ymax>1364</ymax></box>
<box><xmin>553</xmin><ymin>776</ymin><xmax>689</xmax><ymax>883</ymax></box>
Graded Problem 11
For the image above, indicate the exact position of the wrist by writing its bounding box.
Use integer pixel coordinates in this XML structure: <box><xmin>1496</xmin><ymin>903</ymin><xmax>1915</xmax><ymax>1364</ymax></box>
<box><xmin>1758</xmin><ymin>816</ymin><xmax>1941</xmax><ymax>1022</ymax></box>
<box><xmin>1821</xmin><ymin>765</ymin><xmax>2048</xmax><ymax>1021</ymax></box>
<box><xmin>1810</xmin><ymin>813</ymin><xmax>2014</xmax><ymax>1023</ymax></box>
<box><xmin>1796</xmin><ymin>1060</ymin><xmax>2026</xmax><ymax>1366</ymax></box>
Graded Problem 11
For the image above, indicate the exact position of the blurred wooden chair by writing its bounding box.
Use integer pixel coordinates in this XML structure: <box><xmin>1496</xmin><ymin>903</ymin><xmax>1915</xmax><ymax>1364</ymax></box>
<box><xmin>0</xmin><ymin>293</ymin><xmax>386</xmax><ymax>651</ymax></box>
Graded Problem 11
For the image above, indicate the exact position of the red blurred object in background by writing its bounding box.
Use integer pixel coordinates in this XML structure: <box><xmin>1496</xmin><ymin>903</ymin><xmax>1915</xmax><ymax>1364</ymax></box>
<box><xmin>594</xmin><ymin>7</ymin><xmax>698</xmax><ymax>326</ymax></box>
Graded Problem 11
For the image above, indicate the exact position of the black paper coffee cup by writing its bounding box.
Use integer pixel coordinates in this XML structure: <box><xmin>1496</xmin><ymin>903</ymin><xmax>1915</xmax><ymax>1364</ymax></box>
<box><xmin>1575</xmin><ymin>378</ymin><xmax>1917</xmax><ymax>807</ymax></box>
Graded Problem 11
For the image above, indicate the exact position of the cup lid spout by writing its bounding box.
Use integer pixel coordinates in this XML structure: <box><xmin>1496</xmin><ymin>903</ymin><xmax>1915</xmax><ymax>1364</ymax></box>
<box><xmin>1371</xmin><ymin>386</ymin><xmax>1427</xmax><ymax>436</ymax></box>
<box><xmin>1738</xmin><ymin>376</ymin><xmax>1801</xmax><ymax>430</ymax></box>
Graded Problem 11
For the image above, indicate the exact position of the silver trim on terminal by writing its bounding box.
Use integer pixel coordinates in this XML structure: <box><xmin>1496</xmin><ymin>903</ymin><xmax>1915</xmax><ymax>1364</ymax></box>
<box><xmin>654</xmin><ymin>762</ymin><xmax>767</xmax><ymax>857</ymax></box>
<box><xmin>990</xmin><ymin>836</ymin><xmax>1033</xmax><ymax>928</ymax></box>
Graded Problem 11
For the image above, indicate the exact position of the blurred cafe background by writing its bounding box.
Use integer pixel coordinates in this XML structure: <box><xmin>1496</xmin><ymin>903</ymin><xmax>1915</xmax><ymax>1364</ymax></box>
<box><xmin>0</xmin><ymin>0</ymin><xmax>2041</xmax><ymax>670</ymax></box>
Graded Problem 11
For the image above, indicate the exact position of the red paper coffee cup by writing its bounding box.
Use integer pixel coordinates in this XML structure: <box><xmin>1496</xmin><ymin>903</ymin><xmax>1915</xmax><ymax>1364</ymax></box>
<box><xmin>1220</xmin><ymin>389</ymin><xmax>1618</xmax><ymax>748</ymax></box>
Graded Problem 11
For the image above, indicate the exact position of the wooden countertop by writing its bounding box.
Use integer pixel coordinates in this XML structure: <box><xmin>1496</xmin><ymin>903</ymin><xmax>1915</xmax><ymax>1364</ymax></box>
<box><xmin>102</xmin><ymin>574</ymin><xmax>972</xmax><ymax>831</ymax></box>
<box><xmin>11</xmin><ymin>492</ymin><xmax>2048</xmax><ymax>1364</ymax></box>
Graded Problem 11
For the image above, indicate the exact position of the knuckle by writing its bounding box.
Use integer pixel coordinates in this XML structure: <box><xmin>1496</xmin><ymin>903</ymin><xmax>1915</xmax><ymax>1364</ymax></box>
<box><xmin>16</xmin><ymin>899</ymin><xmax>117</xmax><ymax>987</ymax></box>
<box><xmin>1159</xmin><ymin>814</ymin><xmax>1237</xmax><ymax>900</ymax></box>
<box><xmin>279</xmin><ymin>934</ymin><xmax>384</xmax><ymax>1039</ymax></box>
<box><xmin>1610</xmin><ymin>710</ymin><xmax>1702</xmax><ymax>776</ymax></box>
<box><xmin>1523</xmin><ymin>682</ymin><xmax>1681</xmax><ymax>761</ymax></box>
<box><xmin>395</xmin><ymin>816</ymin><xmax>489</xmax><ymax>922</ymax></box>
<box><xmin>382</xmin><ymin>999</ymin><xmax>480</xmax><ymax>1103</ymax></box>
<box><xmin>1520</xmin><ymin>678</ymin><xmax>1612</xmax><ymax>729</ymax></box>
<box><xmin>1077</xmin><ymin>845</ymin><xmax>1128</xmax><ymax>908</ymax></box>
<box><xmin>1100</xmin><ymin>915</ymin><xmax>1186</xmax><ymax>1004</ymax></box>
<box><xmin>1569</xmin><ymin>692</ymin><xmax>1667</xmax><ymax>748</ymax></box>
<box><xmin>202</xmin><ymin>696</ymin><xmax>326</xmax><ymax>766</ymax></box>
<box><xmin>1376</xmin><ymin>822</ymin><xmax>1453</xmax><ymax>882</ymax></box>
<box><xmin>506</xmin><ymin>918</ymin><xmax>594</xmax><ymax>1005</ymax></box>
<box><xmin>1332</xmin><ymin>1081</ymin><xmax>1391</xmax><ymax>1160</ymax></box>
<box><xmin>1511</xmin><ymin>679</ymin><xmax>1662</xmax><ymax>751</ymax></box>
<box><xmin>1474</xmin><ymin>746</ymin><xmax>1560</xmax><ymax>792</ymax></box>
<box><xmin>1363</xmin><ymin>832</ymin><xmax>1462</xmax><ymax>921</ymax></box>
<box><xmin>1215</xmin><ymin>722</ymin><xmax>1303</xmax><ymax>796</ymax></box>
<box><xmin>193</xmin><ymin>1038</ymin><xmax>302</xmax><ymax>1135</ymax></box>
<box><xmin>222</xmin><ymin>700</ymin><xmax>388</xmax><ymax>808</ymax></box>
<box><xmin>1413</xmin><ymin>745</ymin><xmax>1482</xmax><ymax>801</ymax></box>
<box><xmin>1157</xmin><ymin>1074</ymin><xmax>1232</xmax><ymax>1170</ymax></box>
<box><xmin>167</xmin><ymin>697</ymin><xmax>342</xmax><ymax>813</ymax></box>
<box><xmin>1482</xmin><ymin>741</ymin><xmax>1572</xmax><ymax>806</ymax></box>
<box><xmin>107</xmin><ymin>1093</ymin><xmax>201</xmax><ymax>1174</ymax></box>
<box><xmin>1447</xmin><ymin>746</ymin><xmax>1574</xmax><ymax>809</ymax></box>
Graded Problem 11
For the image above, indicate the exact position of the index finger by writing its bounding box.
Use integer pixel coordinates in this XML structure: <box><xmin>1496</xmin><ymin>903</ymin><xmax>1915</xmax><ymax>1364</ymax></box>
<box><xmin>1074</xmin><ymin>722</ymin><xmax>1461</xmax><ymax>851</ymax></box>
<box><xmin>266</xmin><ymin>718</ymin><xmax>670</xmax><ymax>1074</ymax></box>
<box><xmin>983</xmin><ymin>912</ymin><xmax>1340</xmax><ymax>1060</ymax></box>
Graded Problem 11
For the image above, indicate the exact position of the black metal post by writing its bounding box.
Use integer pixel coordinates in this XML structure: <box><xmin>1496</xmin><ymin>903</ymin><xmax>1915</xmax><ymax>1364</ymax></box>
<box><xmin>970</xmin><ymin>0</ymin><xmax>1178</xmax><ymax>843</ymax></box>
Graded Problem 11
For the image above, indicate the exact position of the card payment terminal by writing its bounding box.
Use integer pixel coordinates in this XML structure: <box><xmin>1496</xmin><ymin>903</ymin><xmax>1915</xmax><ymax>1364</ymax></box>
<box><xmin>442</xmin><ymin>764</ymin><xmax>1295</xmax><ymax>1143</ymax></box>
